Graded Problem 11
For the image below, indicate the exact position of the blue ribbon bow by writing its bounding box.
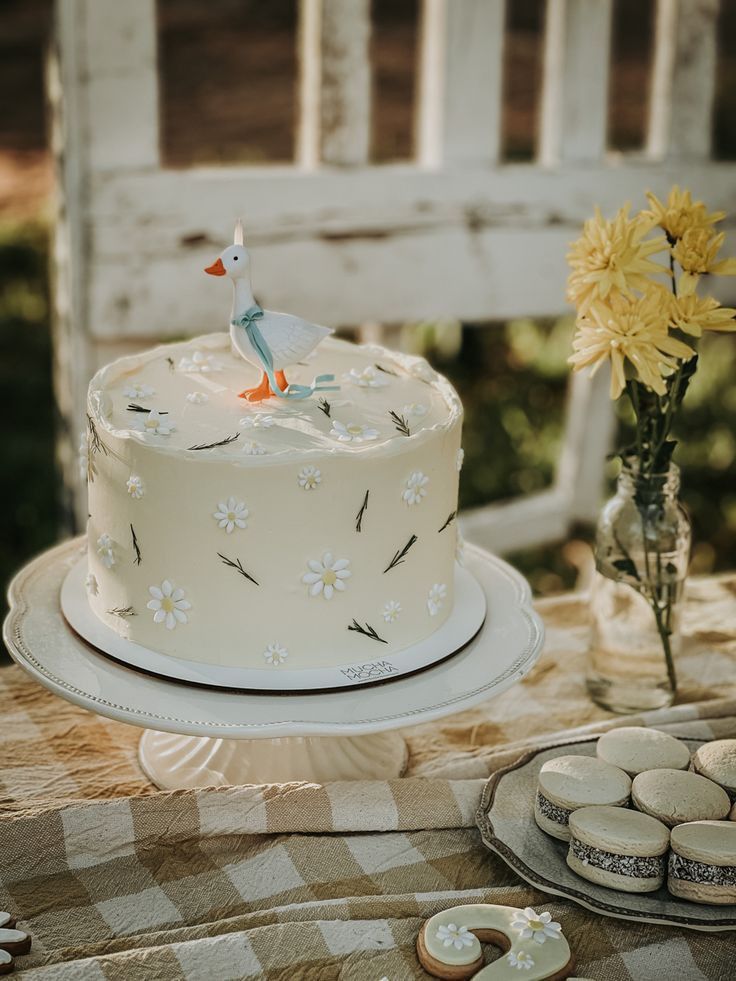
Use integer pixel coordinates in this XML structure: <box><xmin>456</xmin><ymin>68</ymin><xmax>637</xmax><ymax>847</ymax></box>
<box><xmin>232</xmin><ymin>305</ymin><xmax>338</xmax><ymax>400</ymax></box>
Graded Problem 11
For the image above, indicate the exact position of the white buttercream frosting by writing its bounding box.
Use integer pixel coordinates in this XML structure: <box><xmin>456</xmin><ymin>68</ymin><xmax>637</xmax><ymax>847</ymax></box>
<box><xmin>90</xmin><ymin>335</ymin><xmax>460</xmax><ymax>462</ymax></box>
<box><xmin>85</xmin><ymin>333</ymin><xmax>463</xmax><ymax>671</ymax></box>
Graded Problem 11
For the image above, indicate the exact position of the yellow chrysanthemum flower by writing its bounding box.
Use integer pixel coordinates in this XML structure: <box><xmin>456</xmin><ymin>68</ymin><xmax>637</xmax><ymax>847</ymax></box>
<box><xmin>569</xmin><ymin>289</ymin><xmax>695</xmax><ymax>399</ymax></box>
<box><xmin>566</xmin><ymin>206</ymin><xmax>668</xmax><ymax>315</ymax></box>
<box><xmin>668</xmin><ymin>293</ymin><xmax>736</xmax><ymax>337</ymax></box>
<box><xmin>673</xmin><ymin>228</ymin><xmax>736</xmax><ymax>295</ymax></box>
<box><xmin>644</xmin><ymin>186</ymin><xmax>725</xmax><ymax>241</ymax></box>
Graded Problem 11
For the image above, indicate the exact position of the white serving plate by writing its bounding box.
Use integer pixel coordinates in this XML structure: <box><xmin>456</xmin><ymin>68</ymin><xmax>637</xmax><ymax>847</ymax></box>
<box><xmin>4</xmin><ymin>537</ymin><xmax>543</xmax><ymax>740</ymax></box>
<box><xmin>476</xmin><ymin>736</ymin><xmax>736</xmax><ymax>932</ymax></box>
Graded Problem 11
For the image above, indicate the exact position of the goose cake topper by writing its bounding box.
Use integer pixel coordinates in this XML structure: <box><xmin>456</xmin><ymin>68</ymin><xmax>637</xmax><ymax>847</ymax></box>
<box><xmin>205</xmin><ymin>220</ymin><xmax>338</xmax><ymax>402</ymax></box>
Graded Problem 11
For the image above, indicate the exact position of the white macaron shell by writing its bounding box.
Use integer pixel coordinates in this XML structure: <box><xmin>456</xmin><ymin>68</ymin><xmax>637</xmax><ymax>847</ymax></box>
<box><xmin>597</xmin><ymin>726</ymin><xmax>690</xmax><ymax>775</ymax></box>
<box><xmin>691</xmin><ymin>739</ymin><xmax>736</xmax><ymax>794</ymax></box>
<box><xmin>632</xmin><ymin>769</ymin><xmax>731</xmax><ymax>826</ymax></box>
<box><xmin>569</xmin><ymin>804</ymin><xmax>670</xmax><ymax>857</ymax></box>
<box><xmin>538</xmin><ymin>755</ymin><xmax>631</xmax><ymax>810</ymax></box>
<box><xmin>670</xmin><ymin>820</ymin><xmax>736</xmax><ymax>865</ymax></box>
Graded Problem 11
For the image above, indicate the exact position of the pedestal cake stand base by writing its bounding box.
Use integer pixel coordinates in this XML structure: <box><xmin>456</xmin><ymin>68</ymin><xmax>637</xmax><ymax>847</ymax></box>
<box><xmin>4</xmin><ymin>538</ymin><xmax>543</xmax><ymax>787</ymax></box>
<box><xmin>139</xmin><ymin>730</ymin><xmax>409</xmax><ymax>787</ymax></box>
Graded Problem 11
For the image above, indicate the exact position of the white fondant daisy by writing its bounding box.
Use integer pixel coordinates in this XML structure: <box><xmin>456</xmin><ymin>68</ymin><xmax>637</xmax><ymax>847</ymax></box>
<box><xmin>213</xmin><ymin>497</ymin><xmax>249</xmax><ymax>533</ymax></box>
<box><xmin>402</xmin><ymin>471</ymin><xmax>429</xmax><ymax>506</ymax></box>
<box><xmin>263</xmin><ymin>643</ymin><xmax>288</xmax><ymax>666</ymax></box>
<box><xmin>85</xmin><ymin>573</ymin><xmax>99</xmax><ymax>596</ymax></box>
<box><xmin>343</xmin><ymin>365</ymin><xmax>389</xmax><ymax>388</ymax></box>
<box><xmin>511</xmin><ymin>908</ymin><xmax>562</xmax><ymax>945</ymax></box>
<box><xmin>435</xmin><ymin>923</ymin><xmax>474</xmax><ymax>951</ymax></box>
<box><xmin>507</xmin><ymin>950</ymin><xmax>535</xmax><ymax>970</ymax></box>
<box><xmin>382</xmin><ymin>600</ymin><xmax>401</xmax><ymax>623</ymax></box>
<box><xmin>146</xmin><ymin>580</ymin><xmax>191</xmax><ymax>630</ymax></box>
<box><xmin>186</xmin><ymin>391</ymin><xmax>209</xmax><ymax>404</ymax></box>
<box><xmin>178</xmin><ymin>350</ymin><xmax>223</xmax><ymax>373</ymax></box>
<box><xmin>239</xmin><ymin>413</ymin><xmax>275</xmax><ymax>429</ymax></box>
<box><xmin>139</xmin><ymin>410</ymin><xmax>175</xmax><ymax>436</ymax></box>
<box><xmin>330</xmin><ymin>420</ymin><xmax>379</xmax><ymax>443</ymax></box>
<box><xmin>408</xmin><ymin>358</ymin><xmax>437</xmax><ymax>383</ymax></box>
<box><xmin>302</xmin><ymin>552</ymin><xmax>351</xmax><ymax>600</ymax></box>
<box><xmin>96</xmin><ymin>534</ymin><xmax>116</xmax><ymax>569</ymax></box>
<box><xmin>298</xmin><ymin>465</ymin><xmax>321</xmax><ymax>490</ymax></box>
<box><xmin>123</xmin><ymin>382</ymin><xmax>155</xmax><ymax>399</ymax></box>
<box><xmin>242</xmin><ymin>440</ymin><xmax>267</xmax><ymax>456</ymax></box>
<box><xmin>456</xmin><ymin>447</ymin><xmax>465</xmax><ymax>471</ymax></box>
<box><xmin>126</xmin><ymin>474</ymin><xmax>144</xmax><ymax>499</ymax></box>
<box><xmin>402</xmin><ymin>402</ymin><xmax>428</xmax><ymax>418</ymax></box>
<box><xmin>427</xmin><ymin>583</ymin><xmax>447</xmax><ymax>616</ymax></box>
<box><xmin>78</xmin><ymin>430</ymin><xmax>89</xmax><ymax>480</ymax></box>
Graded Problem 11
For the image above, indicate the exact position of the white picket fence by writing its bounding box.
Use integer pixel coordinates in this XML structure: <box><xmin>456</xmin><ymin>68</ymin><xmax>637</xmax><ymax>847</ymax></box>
<box><xmin>48</xmin><ymin>0</ymin><xmax>735</xmax><ymax>550</ymax></box>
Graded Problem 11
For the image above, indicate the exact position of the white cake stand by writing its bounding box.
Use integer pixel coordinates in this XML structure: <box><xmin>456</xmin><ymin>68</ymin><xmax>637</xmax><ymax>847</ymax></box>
<box><xmin>3</xmin><ymin>538</ymin><xmax>543</xmax><ymax>788</ymax></box>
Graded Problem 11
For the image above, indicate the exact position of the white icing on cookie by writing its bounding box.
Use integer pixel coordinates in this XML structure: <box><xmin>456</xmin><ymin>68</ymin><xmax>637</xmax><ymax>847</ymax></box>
<box><xmin>0</xmin><ymin>929</ymin><xmax>27</xmax><ymax>946</ymax></box>
<box><xmin>422</xmin><ymin>904</ymin><xmax>571</xmax><ymax>980</ymax></box>
<box><xmin>0</xmin><ymin>950</ymin><xmax>11</xmax><ymax>965</ymax></box>
<box><xmin>0</xmin><ymin>916</ymin><xmax>10</xmax><ymax>930</ymax></box>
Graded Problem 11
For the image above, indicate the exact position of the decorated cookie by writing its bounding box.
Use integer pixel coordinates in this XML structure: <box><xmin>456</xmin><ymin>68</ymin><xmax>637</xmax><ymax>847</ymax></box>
<box><xmin>631</xmin><ymin>768</ymin><xmax>730</xmax><ymax>827</ymax></box>
<box><xmin>668</xmin><ymin>820</ymin><xmax>736</xmax><ymax>905</ymax></box>
<box><xmin>567</xmin><ymin>805</ymin><xmax>670</xmax><ymax>894</ymax></box>
<box><xmin>417</xmin><ymin>904</ymin><xmax>574</xmax><ymax>980</ymax></box>
<box><xmin>0</xmin><ymin>915</ymin><xmax>31</xmax><ymax>975</ymax></box>
<box><xmin>691</xmin><ymin>739</ymin><xmax>736</xmax><ymax>801</ymax></box>
<box><xmin>535</xmin><ymin>754</ymin><xmax>631</xmax><ymax>841</ymax></box>
<box><xmin>0</xmin><ymin>928</ymin><xmax>30</xmax><ymax>958</ymax></box>
<box><xmin>596</xmin><ymin>726</ymin><xmax>690</xmax><ymax>776</ymax></box>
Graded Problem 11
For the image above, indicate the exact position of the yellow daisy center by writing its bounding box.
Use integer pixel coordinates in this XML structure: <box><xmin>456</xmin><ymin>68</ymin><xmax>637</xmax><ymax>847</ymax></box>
<box><xmin>322</xmin><ymin>570</ymin><xmax>337</xmax><ymax>586</ymax></box>
<box><xmin>161</xmin><ymin>597</ymin><xmax>174</xmax><ymax>613</ymax></box>
<box><xmin>347</xmin><ymin>424</ymin><xmax>363</xmax><ymax>435</ymax></box>
<box><xmin>528</xmin><ymin>919</ymin><xmax>544</xmax><ymax>931</ymax></box>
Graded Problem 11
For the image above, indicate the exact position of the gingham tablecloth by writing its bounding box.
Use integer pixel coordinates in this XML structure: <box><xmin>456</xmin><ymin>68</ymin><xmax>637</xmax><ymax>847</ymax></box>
<box><xmin>1</xmin><ymin>574</ymin><xmax>735</xmax><ymax>979</ymax></box>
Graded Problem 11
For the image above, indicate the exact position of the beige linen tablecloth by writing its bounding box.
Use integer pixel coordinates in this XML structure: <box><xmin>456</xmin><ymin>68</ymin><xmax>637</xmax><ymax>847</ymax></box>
<box><xmin>1</xmin><ymin>574</ymin><xmax>735</xmax><ymax>979</ymax></box>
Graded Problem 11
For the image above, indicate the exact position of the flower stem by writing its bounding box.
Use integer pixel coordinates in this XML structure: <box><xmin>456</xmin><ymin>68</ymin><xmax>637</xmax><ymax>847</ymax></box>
<box><xmin>625</xmin><ymin>379</ymin><xmax>679</xmax><ymax>697</ymax></box>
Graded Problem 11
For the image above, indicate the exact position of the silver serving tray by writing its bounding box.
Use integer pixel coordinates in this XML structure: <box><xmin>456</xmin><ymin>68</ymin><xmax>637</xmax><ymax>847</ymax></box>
<box><xmin>476</xmin><ymin>736</ymin><xmax>736</xmax><ymax>932</ymax></box>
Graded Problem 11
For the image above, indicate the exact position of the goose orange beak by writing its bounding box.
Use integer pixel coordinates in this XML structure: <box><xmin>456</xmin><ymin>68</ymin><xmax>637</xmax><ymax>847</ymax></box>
<box><xmin>204</xmin><ymin>257</ymin><xmax>226</xmax><ymax>276</ymax></box>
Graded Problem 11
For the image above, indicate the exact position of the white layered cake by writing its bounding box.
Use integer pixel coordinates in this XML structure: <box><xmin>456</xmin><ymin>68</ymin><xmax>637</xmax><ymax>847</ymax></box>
<box><xmin>83</xmin><ymin>333</ymin><xmax>464</xmax><ymax>672</ymax></box>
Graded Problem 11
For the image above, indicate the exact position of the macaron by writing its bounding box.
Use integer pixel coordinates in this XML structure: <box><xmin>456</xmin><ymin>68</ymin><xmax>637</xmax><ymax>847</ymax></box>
<box><xmin>567</xmin><ymin>805</ymin><xmax>670</xmax><ymax>893</ymax></box>
<box><xmin>668</xmin><ymin>820</ymin><xmax>736</xmax><ymax>905</ymax></box>
<box><xmin>596</xmin><ymin>726</ymin><xmax>690</xmax><ymax>776</ymax></box>
<box><xmin>691</xmin><ymin>739</ymin><xmax>736</xmax><ymax>802</ymax></box>
<box><xmin>631</xmin><ymin>769</ymin><xmax>730</xmax><ymax>827</ymax></box>
<box><xmin>535</xmin><ymin>754</ymin><xmax>631</xmax><ymax>841</ymax></box>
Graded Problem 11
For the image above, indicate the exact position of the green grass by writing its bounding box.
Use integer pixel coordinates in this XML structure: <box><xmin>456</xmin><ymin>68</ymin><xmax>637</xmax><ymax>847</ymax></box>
<box><xmin>413</xmin><ymin>315</ymin><xmax>736</xmax><ymax>593</ymax></box>
<box><xmin>0</xmin><ymin>221</ymin><xmax>58</xmax><ymax>634</ymax></box>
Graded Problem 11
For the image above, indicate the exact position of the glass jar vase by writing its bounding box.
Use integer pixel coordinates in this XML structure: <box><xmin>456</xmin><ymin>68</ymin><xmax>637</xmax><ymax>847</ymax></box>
<box><xmin>587</xmin><ymin>463</ymin><xmax>691</xmax><ymax>713</ymax></box>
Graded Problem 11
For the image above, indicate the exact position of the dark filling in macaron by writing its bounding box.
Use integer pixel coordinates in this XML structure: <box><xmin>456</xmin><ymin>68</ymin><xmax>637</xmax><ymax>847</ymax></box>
<box><xmin>570</xmin><ymin>837</ymin><xmax>664</xmax><ymax>879</ymax></box>
<box><xmin>669</xmin><ymin>852</ymin><xmax>736</xmax><ymax>886</ymax></box>
<box><xmin>536</xmin><ymin>791</ymin><xmax>572</xmax><ymax>826</ymax></box>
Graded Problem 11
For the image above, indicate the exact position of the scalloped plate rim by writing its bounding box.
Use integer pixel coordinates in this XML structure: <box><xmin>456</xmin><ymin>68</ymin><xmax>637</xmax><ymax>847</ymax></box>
<box><xmin>2</xmin><ymin>537</ymin><xmax>544</xmax><ymax>738</ymax></box>
<box><xmin>476</xmin><ymin>735</ymin><xmax>736</xmax><ymax>932</ymax></box>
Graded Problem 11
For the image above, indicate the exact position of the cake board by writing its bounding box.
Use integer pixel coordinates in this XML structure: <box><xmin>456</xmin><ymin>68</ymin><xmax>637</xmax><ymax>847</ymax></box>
<box><xmin>60</xmin><ymin>554</ymin><xmax>488</xmax><ymax>693</ymax></box>
<box><xmin>4</xmin><ymin>538</ymin><xmax>544</xmax><ymax>787</ymax></box>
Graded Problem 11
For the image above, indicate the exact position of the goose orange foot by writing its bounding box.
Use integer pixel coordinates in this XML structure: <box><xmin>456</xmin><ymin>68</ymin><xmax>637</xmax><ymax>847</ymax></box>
<box><xmin>238</xmin><ymin>371</ymin><xmax>289</xmax><ymax>401</ymax></box>
<box><xmin>238</xmin><ymin>373</ymin><xmax>273</xmax><ymax>402</ymax></box>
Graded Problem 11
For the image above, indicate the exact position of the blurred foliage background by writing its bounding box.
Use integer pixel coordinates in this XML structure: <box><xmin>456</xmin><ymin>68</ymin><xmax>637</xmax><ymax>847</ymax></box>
<box><xmin>2</xmin><ymin>0</ymin><xmax>736</xmax><ymax>635</ymax></box>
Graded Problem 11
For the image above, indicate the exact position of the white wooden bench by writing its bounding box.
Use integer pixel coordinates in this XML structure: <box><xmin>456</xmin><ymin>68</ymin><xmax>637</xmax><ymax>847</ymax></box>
<box><xmin>48</xmin><ymin>0</ymin><xmax>734</xmax><ymax>552</ymax></box>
